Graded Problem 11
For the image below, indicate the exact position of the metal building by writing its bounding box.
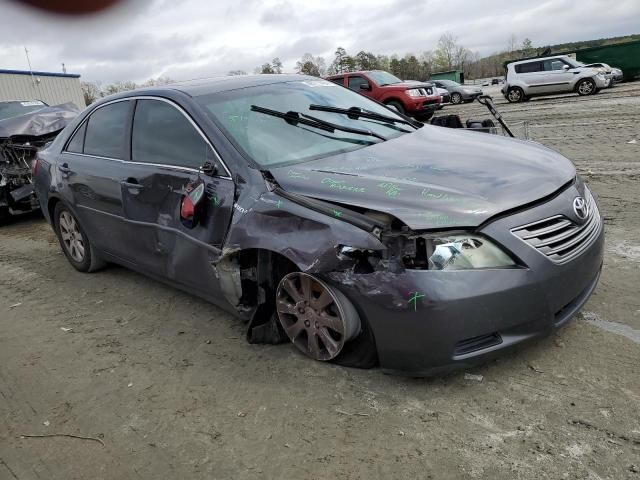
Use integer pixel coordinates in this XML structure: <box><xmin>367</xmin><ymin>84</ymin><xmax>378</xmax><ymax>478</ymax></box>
<box><xmin>0</xmin><ymin>69</ymin><xmax>84</xmax><ymax>108</ymax></box>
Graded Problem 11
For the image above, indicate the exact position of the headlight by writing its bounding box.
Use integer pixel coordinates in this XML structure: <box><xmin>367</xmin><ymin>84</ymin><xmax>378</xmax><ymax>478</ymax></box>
<box><xmin>426</xmin><ymin>235</ymin><xmax>516</xmax><ymax>270</ymax></box>
<box><xmin>406</xmin><ymin>88</ymin><xmax>424</xmax><ymax>97</ymax></box>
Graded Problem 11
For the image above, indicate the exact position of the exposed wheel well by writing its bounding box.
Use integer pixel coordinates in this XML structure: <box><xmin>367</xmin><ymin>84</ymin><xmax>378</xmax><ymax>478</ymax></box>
<box><xmin>47</xmin><ymin>197</ymin><xmax>60</xmax><ymax>222</ymax></box>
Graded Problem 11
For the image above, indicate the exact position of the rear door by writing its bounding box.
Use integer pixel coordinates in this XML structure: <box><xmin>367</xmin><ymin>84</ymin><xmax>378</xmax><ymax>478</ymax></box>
<box><xmin>515</xmin><ymin>61</ymin><xmax>545</xmax><ymax>90</ymax></box>
<box><xmin>124</xmin><ymin>98</ymin><xmax>235</xmax><ymax>295</ymax></box>
<box><xmin>59</xmin><ymin>99</ymin><xmax>137</xmax><ymax>263</ymax></box>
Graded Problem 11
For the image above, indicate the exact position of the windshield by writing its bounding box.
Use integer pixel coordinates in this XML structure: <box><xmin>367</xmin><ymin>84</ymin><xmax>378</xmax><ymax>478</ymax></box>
<box><xmin>0</xmin><ymin>101</ymin><xmax>46</xmax><ymax>121</ymax></box>
<box><xmin>197</xmin><ymin>79</ymin><xmax>410</xmax><ymax>167</ymax></box>
<box><xmin>438</xmin><ymin>80</ymin><xmax>460</xmax><ymax>87</ymax></box>
<box><xmin>367</xmin><ymin>71</ymin><xmax>402</xmax><ymax>86</ymax></box>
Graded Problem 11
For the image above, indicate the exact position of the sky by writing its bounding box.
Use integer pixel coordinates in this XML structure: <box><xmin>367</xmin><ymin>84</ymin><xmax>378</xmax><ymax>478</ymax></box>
<box><xmin>0</xmin><ymin>0</ymin><xmax>638</xmax><ymax>84</ymax></box>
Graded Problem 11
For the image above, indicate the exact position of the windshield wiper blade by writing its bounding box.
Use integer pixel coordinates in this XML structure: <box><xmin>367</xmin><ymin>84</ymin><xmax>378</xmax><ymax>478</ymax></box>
<box><xmin>309</xmin><ymin>105</ymin><xmax>418</xmax><ymax>129</ymax></box>
<box><xmin>251</xmin><ymin>105</ymin><xmax>387</xmax><ymax>141</ymax></box>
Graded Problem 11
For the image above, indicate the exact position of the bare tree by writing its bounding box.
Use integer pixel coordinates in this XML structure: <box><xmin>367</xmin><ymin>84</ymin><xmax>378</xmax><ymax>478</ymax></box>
<box><xmin>433</xmin><ymin>33</ymin><xmax>468</xmax><ymax>71</ymax></box>
<box><xmin>81</xmin><ymin>81</ymin><xmax>100</xmax><ymax>106</ymax></box>
<box><xmin>295</xmin><ymin>53</ymin><xmax>326</xmax><ymax>76</ymax></box>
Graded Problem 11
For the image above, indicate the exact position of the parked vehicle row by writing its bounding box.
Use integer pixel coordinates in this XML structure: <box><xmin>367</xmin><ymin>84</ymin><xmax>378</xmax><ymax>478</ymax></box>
<box><xmin>32</xmin><ymin>74</ymin><xmax>604</xmax><ymax>375</ymax></box>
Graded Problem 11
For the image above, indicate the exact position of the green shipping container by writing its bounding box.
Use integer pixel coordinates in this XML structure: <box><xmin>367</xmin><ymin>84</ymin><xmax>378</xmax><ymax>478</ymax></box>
<box><xmin>429</xmin><ymin>70</ymin><xmax>464</xmax><ymax>83</ymax></box>
<box><xmin>573</xmin><ymin>40</ymin><xmax>640</xmax><ymax>81</ymax></box>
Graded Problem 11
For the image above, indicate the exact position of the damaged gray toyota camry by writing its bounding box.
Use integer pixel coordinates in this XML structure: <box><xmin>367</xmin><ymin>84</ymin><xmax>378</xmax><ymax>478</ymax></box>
<box><xmin>33</xmin><ymin>75</ymin><xmax>603</xmax><ymax>376</ymax></box>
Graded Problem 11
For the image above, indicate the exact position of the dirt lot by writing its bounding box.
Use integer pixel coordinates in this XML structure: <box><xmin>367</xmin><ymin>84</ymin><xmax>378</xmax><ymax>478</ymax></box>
<box><xmin>1</xmin><ymin>84</ymin><xmax>639</xmax><ymax>480</ymax></box>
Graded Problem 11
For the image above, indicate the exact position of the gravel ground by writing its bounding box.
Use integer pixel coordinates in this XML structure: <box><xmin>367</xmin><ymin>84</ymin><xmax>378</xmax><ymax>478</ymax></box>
<box><xmin>1</xmin><ymin>84</ymin><xmax>639</xmax><ymax>480</ymax></box>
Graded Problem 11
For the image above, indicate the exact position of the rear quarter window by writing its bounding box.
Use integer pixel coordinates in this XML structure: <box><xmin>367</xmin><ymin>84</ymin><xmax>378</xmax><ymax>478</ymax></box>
<box><xmin>515</xmin><ymin>62</ymin><xmax>543</xmax><ymax>74</ymax></box>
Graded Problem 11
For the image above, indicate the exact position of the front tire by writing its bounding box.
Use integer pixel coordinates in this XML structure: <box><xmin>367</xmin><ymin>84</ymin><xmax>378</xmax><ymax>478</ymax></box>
<box><xmin>54</xmin><ymin>203</ymin><xmax>104</xmax><ymax>272</ymax></box>
<box><xmin>450</xmin><ymin>92</ymin><xmax>463</xmax><ymax>104</ymax></box>
<box><xmin>576</xmin><ymin>78</ymin><xmax>596</xmax><ymax>96</ymax></box>
<box><xmin>275</xmin><ymin>272</ymin><xmax>376</xmax><ymax>367</ymax></box>
<box><xmin>507</xmin><ymin>87</ymin><xmax>524</xmax><ymax>103</ymax></box>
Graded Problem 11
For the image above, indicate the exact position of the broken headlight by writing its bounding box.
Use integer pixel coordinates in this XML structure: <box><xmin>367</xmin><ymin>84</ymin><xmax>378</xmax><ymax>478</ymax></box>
<box><xmin>404</xmin><ymin>235</ymin><xmax>517</xmax><ymax>270</ymax></box>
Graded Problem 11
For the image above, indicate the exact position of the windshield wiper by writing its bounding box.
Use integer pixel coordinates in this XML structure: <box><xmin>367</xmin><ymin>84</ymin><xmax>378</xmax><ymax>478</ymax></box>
<box><xmin>309</xmin><ymin>104</ymin><xmax>419</xmax><ymax>130</ymax></box>
<box><xmin>250</xmin><ymin>105</ymin><xmax>387</xmax><ymax>141</ymax></box>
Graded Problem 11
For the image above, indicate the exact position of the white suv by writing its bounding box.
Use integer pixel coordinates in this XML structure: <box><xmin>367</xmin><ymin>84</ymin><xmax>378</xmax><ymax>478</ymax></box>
<box><xmin>502</xmin><ymin>55</ymin><xmax>609</xmax><ymax>102</ymax></box>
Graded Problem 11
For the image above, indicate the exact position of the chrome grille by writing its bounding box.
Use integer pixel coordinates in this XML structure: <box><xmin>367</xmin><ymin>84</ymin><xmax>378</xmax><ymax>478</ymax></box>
<box><xmin>511</xmin><ymin>190</ymin><xmax>601</xmax><ymax>264</ymax></box>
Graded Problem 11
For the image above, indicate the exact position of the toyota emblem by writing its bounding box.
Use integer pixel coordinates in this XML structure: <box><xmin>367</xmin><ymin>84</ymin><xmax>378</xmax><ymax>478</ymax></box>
<box><xmin>573</xmin><ymin>196</ymin><xmax>588</xmax><ymax>220</ymax></box>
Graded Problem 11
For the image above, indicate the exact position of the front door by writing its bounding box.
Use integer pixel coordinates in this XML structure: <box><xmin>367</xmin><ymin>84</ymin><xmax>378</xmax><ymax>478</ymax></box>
<box><xmin>122</xmin><ymin>98</ymin><xmax>235</xmax><ymax>295</ymax></box>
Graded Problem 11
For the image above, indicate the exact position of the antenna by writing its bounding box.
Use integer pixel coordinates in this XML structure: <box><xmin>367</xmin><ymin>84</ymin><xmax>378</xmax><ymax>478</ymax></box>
<box><xmin>24</xmin><ymin>46</ymin><xmax>36</xmax><ymax>87</ymax></box>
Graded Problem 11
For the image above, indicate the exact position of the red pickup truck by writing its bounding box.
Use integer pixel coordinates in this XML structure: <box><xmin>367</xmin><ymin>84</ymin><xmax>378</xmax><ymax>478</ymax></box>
<box><xmin>326</xmin><ymin>70</ymin><xmax>440</xmax><ymax>120</ymax></box>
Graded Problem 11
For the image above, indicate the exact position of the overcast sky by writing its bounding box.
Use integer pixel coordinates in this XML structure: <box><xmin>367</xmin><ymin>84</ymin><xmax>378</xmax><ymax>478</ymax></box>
<box><xmin>0</xmin><ymin>0</ymin><xmax>638</xmax><ymax>84</ymax></box>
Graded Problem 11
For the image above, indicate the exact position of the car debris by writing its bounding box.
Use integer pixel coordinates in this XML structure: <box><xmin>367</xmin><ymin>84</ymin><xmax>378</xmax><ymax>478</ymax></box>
<box><xmin>0</xmin><ymin>101</ymin><xmax>78</xmax><ymax>223</ymax></box>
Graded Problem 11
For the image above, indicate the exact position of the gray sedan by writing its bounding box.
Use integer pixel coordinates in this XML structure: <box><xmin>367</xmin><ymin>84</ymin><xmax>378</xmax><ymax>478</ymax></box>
<box><xmin>433</xmin><ymin>79</ymin><xmax>483</xmax><ymax>104</ymax></box>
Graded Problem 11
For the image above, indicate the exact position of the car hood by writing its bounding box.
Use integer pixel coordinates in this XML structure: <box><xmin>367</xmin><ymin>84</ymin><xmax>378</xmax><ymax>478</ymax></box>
<box><xmin>0</xmin><ymin>103</ymin><xmax>79</xmax><ymax>139</ymax></box>
<box><xmin>269</xmin><ymin>126</ymin><xmax>576</xmax><ymax>230</ymax></box>
<box><xmin>384</xmin><ymin>81</ymin><xmax>432</xmax><ymax>90</ymax></box>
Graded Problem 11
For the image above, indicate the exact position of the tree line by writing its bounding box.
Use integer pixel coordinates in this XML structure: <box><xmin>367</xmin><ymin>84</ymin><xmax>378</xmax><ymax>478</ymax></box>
<box><xmin>250</xmin><ymin>33</ymin><xmax>537</xmax><ymax>81</ymax></box>
<box><xmin>80</xmin><ymin>33</ymin><xmax>541</xmax><ymax>105</ymax></box>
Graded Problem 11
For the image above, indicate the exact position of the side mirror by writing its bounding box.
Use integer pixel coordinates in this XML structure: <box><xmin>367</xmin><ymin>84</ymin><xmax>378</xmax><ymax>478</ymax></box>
<box><xmin>180</xmin><ymin>179</ymin><xmax>206</xmax><ymax>229</ymax></box>
<box><xmin>359</xmin><ymin>82</ymin><xmax>371</xmax><ymax>91</ymax></box>
<box><xmin>562</xmin><ymin>65</ymin><xmax>570</xmax><ymax>71</ymax></box>
<box><xmin>201</xmin><ymin>161</ymin><xmax>218</xmax><ymax>177</ymax></box>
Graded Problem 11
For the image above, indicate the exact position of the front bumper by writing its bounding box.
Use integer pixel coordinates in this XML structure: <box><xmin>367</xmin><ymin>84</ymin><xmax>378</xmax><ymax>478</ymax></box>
<box><xmin>594</xmin><ymin>75</ymin><xmax>609</xmax><ymax>88</ymax></box>
<box><xmin>328</xmin><ymin>182</ymin><xmax>604</xmax><ymax>376</ymax></box>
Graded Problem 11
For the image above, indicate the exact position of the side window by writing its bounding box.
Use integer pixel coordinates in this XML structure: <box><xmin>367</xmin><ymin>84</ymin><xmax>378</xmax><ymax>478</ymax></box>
<box><xmin>66</xmin><ymin>122</ymin><xmax>86</xmax><ymax>153</ymax></box>
<box><xmin>348</xmin><ymin>76</ymin><xmax>368</xmax><ymax>91</ymax></box>
<box><xmin>84</xmin><ymin>101</ymin><xmax>130</xmax><ymax>158</ymax></box>
<box><xmin>329</xmin><ymin>76</ymin><xmax>344</xmax><ymax>86</ymax></box>
<box><xmin>544</xmin><ymin>59</ymin><xmax>568</xmax><ymax>71</ymax></box>
<box><xmin>515</xmin><ymin>62</ymin><xmax>543</xmax><ymax>74</ymax></box>
<box><xmin>132</xmin><ymin>99</ymin><xmax>209</xmax><ymax>170</ymax></box>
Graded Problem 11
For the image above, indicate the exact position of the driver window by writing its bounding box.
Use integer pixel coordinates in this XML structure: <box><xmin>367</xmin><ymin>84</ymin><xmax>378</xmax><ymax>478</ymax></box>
<box><xmin>348</xmin><ymin>76</ymin><xmax>368</xmax><ymax>91</ymax></box>
<box><xmin>132</xmin><ymin>99</ymin><xmax>211</xmax><ymax>170</ymax></box>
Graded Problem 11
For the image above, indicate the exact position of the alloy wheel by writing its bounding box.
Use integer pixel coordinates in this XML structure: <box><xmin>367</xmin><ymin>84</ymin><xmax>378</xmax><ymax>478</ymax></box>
<box><xmin>507</xmin><ymin>88</ymin><xmax>522</xmax><ymax>102</ymax></box>
<box><xmin>451</xmin><ymin>92</ymin><xmax>462</xmax><ymax>104</ymax></box>
<box><xmin>59</xmin><ymin>211</ymin><xmax>85</xmax><ymax>262</ymax></box>
<box><xmin>578</xmin><ymin>80</ymin><xmax>595</xmax><ymax>95</ymax></box>
<box><xmin>276</xmin><ymin>272</ymin><xmax>360</xmax><ymax>361</ymax></box>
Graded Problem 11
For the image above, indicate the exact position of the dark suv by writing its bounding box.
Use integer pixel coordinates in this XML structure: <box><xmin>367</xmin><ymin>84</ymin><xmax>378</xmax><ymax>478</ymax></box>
<box><xmin>327</xmin><ymin>70</ymin><xmax>440</xmax><ymax>120</ymax></box>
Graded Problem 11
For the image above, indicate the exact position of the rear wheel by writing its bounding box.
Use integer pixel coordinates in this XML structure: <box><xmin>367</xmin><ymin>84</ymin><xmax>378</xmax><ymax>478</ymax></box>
<box><xmin>385</xmin><ymin>100</ymin><xmax>405</xmax><ymax>116</ymax></box>
<box><xmin>450</xmin><ymin>92</ymin><xmax>463</xmax><ymax>104</ymax></box>
<box><xmin>54</xmin><ymin>203</ymin><xmax>104</xmax><ymax>272</ymax></box>
<box><xmin>576</xmin><ymin>78</ymin><xmax>596</xmax><ymax>96</ymax></box>
<box><xmin>507</xmin><ymin>87</ymin><xmax>524</xmax><ymax>103</ymax></box>
<box><xmin>276</xmin><ymin>272</ymin><xmax>365</xmax><ymax>362</ymax></box>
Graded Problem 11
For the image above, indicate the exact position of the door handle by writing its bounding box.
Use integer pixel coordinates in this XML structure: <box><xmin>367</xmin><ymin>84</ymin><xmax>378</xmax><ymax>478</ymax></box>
<box><xmin>121</xmin><ymin>178</ymin><xmax>144</xmax><ymax>191</ymax></box>
<box><xmin>58</xmin><ymin>163</ymin><xmax>72</xmax><ymax>174</ymax></box>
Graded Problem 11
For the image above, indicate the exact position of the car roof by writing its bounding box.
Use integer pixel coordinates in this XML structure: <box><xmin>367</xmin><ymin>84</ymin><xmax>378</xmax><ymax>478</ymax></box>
<box><xmin>100</xmin><ymin>74</ymin><xmax>321</xmax><ymax>102</ymax></box>
<box><xmin>510</xmin><ymin>55</ymin><xmax>570</xmax><ymax>66</ymax></box>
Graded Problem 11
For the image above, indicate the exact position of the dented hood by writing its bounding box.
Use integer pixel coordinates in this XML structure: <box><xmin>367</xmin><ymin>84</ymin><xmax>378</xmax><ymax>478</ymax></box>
<box><xmin>269</xmin><ymin>125</ymin><xmax>576</xmax><ymax>229</ymax></box>
<box><xmin>0</xmin><ymin>103</ymin><xmax>79</xmax><ymax>139</ymax></box>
